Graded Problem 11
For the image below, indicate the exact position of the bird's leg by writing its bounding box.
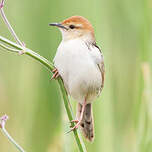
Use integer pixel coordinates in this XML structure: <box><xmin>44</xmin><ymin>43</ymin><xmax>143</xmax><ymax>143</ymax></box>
<box><xmin>70</xmin><ymin>99</ymin><xmax>87</xmax><ymax>131</ymax></box>
<box><xmin>51</xmin><ymin>68</ymin><xmax>59</xmax><ymax>80</ymax></box>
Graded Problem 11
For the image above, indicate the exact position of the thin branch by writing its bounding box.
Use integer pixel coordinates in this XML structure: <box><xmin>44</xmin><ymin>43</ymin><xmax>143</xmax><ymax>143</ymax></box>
<box><xmin>0</xmin><ymin>115</ymin><xmax>25</xmax><ymax>152</ymax></box>
<box><xmin>0</xmin><ymin>0</ymin><xmax>23</xmax><ymax>46</ymax></box>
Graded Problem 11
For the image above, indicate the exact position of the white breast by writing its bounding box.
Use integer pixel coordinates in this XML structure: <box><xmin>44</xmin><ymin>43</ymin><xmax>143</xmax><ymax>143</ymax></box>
<box><xmin>54</xmin><ymin>39</ymin><xmax>102</xmax><ymax>104</ymax></box>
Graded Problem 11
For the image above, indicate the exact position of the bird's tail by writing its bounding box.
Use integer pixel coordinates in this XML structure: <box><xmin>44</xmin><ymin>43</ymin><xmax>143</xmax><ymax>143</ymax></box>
<box><xmin>76</xmin><ymin>103</ymin><xmax>94</xmax><ymax>142</ymax></box>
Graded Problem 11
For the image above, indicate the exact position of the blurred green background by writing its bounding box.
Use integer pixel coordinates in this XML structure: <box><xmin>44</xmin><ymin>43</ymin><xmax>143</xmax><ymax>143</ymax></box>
<box><xmin>0</xmin><ymin>0</ymin><xmax>152</xmax><ymax>151</ymax></box>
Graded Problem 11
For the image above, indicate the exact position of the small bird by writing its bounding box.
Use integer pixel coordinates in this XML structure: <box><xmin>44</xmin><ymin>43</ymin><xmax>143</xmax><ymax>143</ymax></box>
<box><xmin>49</xmin><ymin>16</ymin><xmax>105</xmax><ymax>142</ymax></box>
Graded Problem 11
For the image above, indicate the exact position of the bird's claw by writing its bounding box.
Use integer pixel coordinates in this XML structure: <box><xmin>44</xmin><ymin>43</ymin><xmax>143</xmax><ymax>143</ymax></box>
<box><xmin>70</xmin><ymin>119</ymin><xmax>79</xmax><ymax>123</ymax></box>
<box><xmin>69</xmin><ymin>119</ymin><xmax>79</xmax><ymax>127</ymax></box>
<box><xmin>65</xmin><ymin>125</ymin><xmax>78</xmax><ymax>134</ymax></box>
<box><xmin>66</xmin><ymin>120</ymin><xmax>81</xmax><ymax>134</ymax></box>
<box><xmin>70</xmin><ymin>123</ymin><xmax>79</xmax><ymax>130</ymax></box>
<box><xmin>51</xmin><ymin>68</ymin><xmax>59</xmax><ymax>80</ymax></box>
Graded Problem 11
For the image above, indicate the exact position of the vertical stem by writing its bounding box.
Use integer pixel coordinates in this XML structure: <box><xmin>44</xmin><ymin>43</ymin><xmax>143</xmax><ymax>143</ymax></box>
<box><xmin>58</xmin><ymin>79</ymin><xmax>87</xmax><ymax>152</ymax></box>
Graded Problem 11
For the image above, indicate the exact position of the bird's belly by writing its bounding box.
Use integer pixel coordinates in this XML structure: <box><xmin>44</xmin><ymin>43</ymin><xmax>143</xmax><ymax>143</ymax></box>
<box><xmin>56</xmin><ymin>57</ymin><xmax>102</xmax><ymax>104</ymax></box>
<box><xmin>68</xmin><ymin>66</ymin><xmax>101</xmax><ymax>104</ymax></box>
<box><xmin>54</xmin><ymin>40</ymin><xmax>102</xmax><ymax>104</ymax></box>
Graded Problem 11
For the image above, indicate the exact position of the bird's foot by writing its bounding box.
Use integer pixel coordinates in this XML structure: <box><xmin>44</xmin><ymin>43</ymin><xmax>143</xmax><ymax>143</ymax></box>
<box><xmin>66</xmin><ymin>120</ymin><xmax>81</xmax><ymax>134</ymax></box>
<box><xmin>69</xmin><ymin>119</ymin><xmax>79</xmax><ymax>127</ymax></box>
<box><xmin>51</xmin><ymin>68</ymin><xmax>59</xmax><ymax>80</ymax></box>
<box><xmin>70</xmin><ymin>120</ymin><xmax>81</xmax><ymax>130</ymax></box>
<box><xmin>66</xmin><ymin>119</ymin><xmax>81</xmax><ymax>134</ymax></box>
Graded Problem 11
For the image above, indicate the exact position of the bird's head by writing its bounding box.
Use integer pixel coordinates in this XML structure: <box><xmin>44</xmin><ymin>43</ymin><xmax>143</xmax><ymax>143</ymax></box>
<box><xmin>49</xmin><ymin>16</ymin><xmax>95</xmax><ymax>42</ymax></box>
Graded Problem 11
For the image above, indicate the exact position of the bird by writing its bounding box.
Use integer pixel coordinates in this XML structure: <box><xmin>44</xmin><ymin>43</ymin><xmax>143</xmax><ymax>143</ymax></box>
<box><xmin>49</xmin><ymin>16</ymin><xmax>105</xmax><ymax>142</ymax></box>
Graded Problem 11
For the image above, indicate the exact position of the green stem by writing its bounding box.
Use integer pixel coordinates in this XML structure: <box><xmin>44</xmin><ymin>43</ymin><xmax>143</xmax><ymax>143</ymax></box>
<box><xmin>0</xmin><ymin>42</ymin><xmax>19</xmax><ymax>53</ymax></box>
<box><xmin>0</xmin><ymin>36</ymin><xmax>87</xmax><ymax>152</ymax></box>
<box><xmin>58</xmin><ymin>79</ymin><xmax>87</xmax><ymax>152</ymax></box>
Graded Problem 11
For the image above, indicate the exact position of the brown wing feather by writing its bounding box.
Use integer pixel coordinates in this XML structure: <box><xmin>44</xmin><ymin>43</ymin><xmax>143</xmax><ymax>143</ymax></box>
<box><xmin>93</xmin><ymin>42</ymin><xmax>105</xmax><ymax>90</ymax></box>
<box><xmin>98</xmin><ymin>61</ymin><xmax>105</xmax><ymax>90</ymax></box>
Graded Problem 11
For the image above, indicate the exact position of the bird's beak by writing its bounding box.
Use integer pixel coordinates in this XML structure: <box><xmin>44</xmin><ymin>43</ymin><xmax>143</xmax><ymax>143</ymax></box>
<box><xmin>49</xmin><ymin>23</ymin><xmax>68</xmax><ymax>30</ymax></box>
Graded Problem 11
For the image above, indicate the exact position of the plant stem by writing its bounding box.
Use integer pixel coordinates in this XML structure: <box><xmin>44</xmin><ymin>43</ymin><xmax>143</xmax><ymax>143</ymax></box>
<box><xmin>58</xmin><ymin>79</ymin><xmax>87</xmax><ymax>152</ymax></box>
<box><xmin>0</xmin><ymin>36</ymin><xmax>87</xmax><ymax>152</ymax></box>
<box><xmin>0</xmin><ymin>42</ymin><xmax>19</xmax><ymax>53</ymax></box>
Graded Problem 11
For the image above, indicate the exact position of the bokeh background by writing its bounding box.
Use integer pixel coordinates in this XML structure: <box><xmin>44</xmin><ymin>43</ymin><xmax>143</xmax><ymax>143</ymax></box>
<box><xmin>0</xmin><ymin>0</ymin><xmax>152</xmax><ymax>152</ymax></box>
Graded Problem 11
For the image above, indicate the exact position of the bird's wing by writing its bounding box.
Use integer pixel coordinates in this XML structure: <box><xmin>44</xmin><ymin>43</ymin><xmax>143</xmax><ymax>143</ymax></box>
<box><xmin>89</xmin><ymin>42</ymin><xmax>105</xmax><ymax>89</ymax></box>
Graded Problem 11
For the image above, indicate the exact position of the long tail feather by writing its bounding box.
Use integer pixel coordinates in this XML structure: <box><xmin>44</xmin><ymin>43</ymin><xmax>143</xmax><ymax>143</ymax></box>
<box><xmin>76</xmin><ymin>103</ymin><xmax>94</xmax><ymax>142</ymax></box>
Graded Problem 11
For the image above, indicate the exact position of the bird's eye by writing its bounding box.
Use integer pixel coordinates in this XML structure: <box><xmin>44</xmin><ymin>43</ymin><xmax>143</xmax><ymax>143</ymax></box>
<box><xmin>69</xmin><ymin>25</ymin><xmax>75</xmax><ymax>29</ymax></box>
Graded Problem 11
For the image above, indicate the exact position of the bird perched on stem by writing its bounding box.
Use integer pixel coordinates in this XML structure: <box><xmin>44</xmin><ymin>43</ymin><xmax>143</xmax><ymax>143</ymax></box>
<box><xmin>49</xmin><ymin>16</ymin><xmax>105</xmax><ymax>142</ymax></box>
